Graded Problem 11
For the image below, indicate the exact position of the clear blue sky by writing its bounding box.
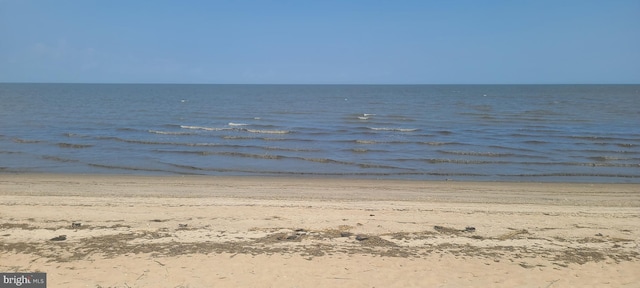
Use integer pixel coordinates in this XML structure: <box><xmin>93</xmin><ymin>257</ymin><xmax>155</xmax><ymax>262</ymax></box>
<box><xmin>1</xmin><ymin>0</ymin><xmax>639</xmax><ymax>84</ymax></box>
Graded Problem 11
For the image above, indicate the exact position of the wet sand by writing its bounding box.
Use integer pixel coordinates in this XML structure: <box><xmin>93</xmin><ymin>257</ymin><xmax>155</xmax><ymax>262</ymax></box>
<box><xmin>1</xmin><ymin>174</ymin><xmax>639</xmax><ymax>287</ymax></box>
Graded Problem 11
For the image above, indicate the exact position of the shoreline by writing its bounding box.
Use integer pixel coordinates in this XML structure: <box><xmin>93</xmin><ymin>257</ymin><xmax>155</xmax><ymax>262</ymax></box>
<box><xmin>1</xmin><ymin>173</ymin><xmax>639</xmax><ymax>287</ymax></box>
<box><xmin>2</xmin><ymin>173</ymin><xmax>639</xmax><ymax>205</ymax></box>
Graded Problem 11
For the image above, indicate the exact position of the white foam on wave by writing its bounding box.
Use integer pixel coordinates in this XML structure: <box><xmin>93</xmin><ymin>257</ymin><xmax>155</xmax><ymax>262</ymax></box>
<box><xmin>180</xmin><ymin>125</ymin><xmax>227</xmax><ymax>131</ymax></box>
<box><xmin>369</xmin><ymin>127</ymin><xmax>419</xmax><ymax>132</ymax></box>
<box><xmin>228</xmin><ymin>122</ymin><xmax>249</xmax><ymax>126</ymax></box>
<box><xmin>148</xmin><ymin>130</ymin><xmax>192</xmax><ymax>135</ymax></box>
<box><xmin>358</xmin><ymin>113</ymin><xmax>375</xmax><ymax>120</ymax></box>
<box><xmin>245</xmin><ymin>129</ymin><xmax>290</xmax><ymax>134</ymax></box>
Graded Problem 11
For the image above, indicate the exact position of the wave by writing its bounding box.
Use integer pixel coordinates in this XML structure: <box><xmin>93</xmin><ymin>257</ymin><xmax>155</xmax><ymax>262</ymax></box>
<box><xmin>87</xmin><ymin>163</ymin><xmax>191</xmax><ymax>174</ymax></box>
<box><xmin>228</xmin><ymin>122</ymin><xmax>249</xmax><ymax>126</ymax></box>
<box><xmin>154</xmin><ymin>143</ymin><xmax>322</xmax><ymax>154</ymax></box>
<box><xmin>401</xmin><ymin>158</ymin><xmax>640</xmax><ymax>168</ymax></box>
<box><xmin>42</xmin><ymin>155</ymin><xmax>80</xmax><ymax>163</ymax></box>
<box><xmin>437</xmin><ymin>150</ymin><xmax>515</xmax><ymax>157</ymax></box>
<box><xmin>40</xmin><ymin>155</ymin><xmax>197</xmax><ymax>175</ymax></box>
<box><xmin>34</xmin><ymin>152</ymin><xmax>635</xmax><ymax>179</ymax></box>
<box><xmin>516</xmin><ymin>161</ymin><xmax>640</xmax><ymax>168</ymax></box>
<box><xmin>57</xmin><ymin>143</ymin><xmax>93</xmax><ymax>149</ymax></box>
<box><xmin>554</xmin><ymin>148</ymin><xmax>640</xmax><ymax>155</ymax></box>
<box><xmin>222</xmin><ymin>135</ymin><xmax>309</xmax><ymax>142</ymax></box>
<box><xmin>154</xmin><ymin>150</ymin><xmax>283</xmax><ymax>160</ymax></box>
<box><xmin>349</xmin><ymin>139</ymin><xmax>423</xmax><ymax>145</ymax></box>
<box><xmin>509</xmin><ymin>133</ymin><xmax>542</xmax><ymax>138</ymax></box>
<box><xmin>561</xmin><ymin>162</ymin><xmax>640</xmax><ymax>168</ymax></box>
<box><xmin>244</xmin><ymin>128</ymin><xmax>290</xmax><ymax>134</ymax></box>
<box><xmin>542</xmin><ymin>161</ymin><xmax>637</xmax><ymax>168</ymax></box>
<box><xmin>523</xmin><ymin>140</ymin><xmax>548</xmax><ymax>145</ymax></box>
<box><xmin>180</xmin><ymin>125</ymin><xmax>228</xmax><ymax>131</ymax></box>
<box><xmin>297</xmin><ymin>157</ymin><xmax>403</xmax><ymax>169</ymax></box>
<box><xmin>263</xmin><ymin>146</ymin><xmax>322</xmax><ymax>152</ymax></box>
<box><xmin>165</xmin><ymin>163</ymin><xmax>242</xmax><ymax>173</ymax></box>
<box><xmin>588</xmin><ymin>156</ymin><xmax>634</xmax><ymax>162</ymax></box>
<box><xmin>163</xmin><ymin>163</ymin><xmax>435</xmax><ymax>177</ymax></box>
<box><xmin>154</xmin><ymin>148</ymin><xmax>403</xmax><ymax>170</ymax></box>
<box><xmin>567</xmin><ymin>135</ymin><xmax>640</xmax><ymax>142</ymax></box>
<box><xmin>356</xmin><ymin>113</ymin><xmax>376</xmax><ymax>120</ymax></box>
<box><xmin>357</xmin><ymin>163</ymin><xmax>403</xmax><ymax>169</ymax></box>
<box><xmin>148</xmin><ymin>130</ymin><xmax>192</xmax><ymax>135</ymax></box>
<box><xmin>153</xmin><ymin>150</ymin><xmax>213</xmax><ymax>156</ymax></box>
<box><xmin>386</xmin><ymin>114</ymin><xmax>415</xmax><ymax>121</ymax></box>
<box><xmin>222</xmin><ymin>135</ymin><xmax>254</xmax><ymax>140</ymax></box>
<box><xmin>62</xmin><ymin>133</ymin><xmax>98</xmax><ymax>139</ymax></box>
<box><xmin>422</xmin><ymin>159</ymin><xmax>509</xmax><ymax>165</ymax></box>
<box><xmin>368</xmin><ymin>127</ymin><xmax>419</xmax><ymax>132</ymax></box>
<box><xmin>63</xmin><ymin>133</ymin><xmax>84</xmax><ymax>138</ymax></box>
<box><xmin>218</xmin><ymin>152</ymin><xmax>284</xmax><ymax>159</ymax></box>
<box><xmin>421</xmin><ymin>141</ymin><xmax>466</xmax><ymax>146</ymax></box>
<box><xmin>98</xmin><ymin>136</ymin><xmax>226</xmax><ymax>147</ymax></box>
<box><xmin>12</xmin><ymin>138</ymin><xmax>44</xmax><ymax>144</ymax></box>
<box><xmin>487</xmin><ymin>145</ymin><xmax>538</xmax><ymax>153</ymax></box>
<box><xmin>516</xmin><ymin>128</ymin><xmax>564</xmax><ymax>134</ymax></box>
<box><xmin>301</xmin><ymin>157</ymin><xmax>353</xmax><ymax>165</ymax></box>
<box><xmin>116</xmin><ymin>127</ymin><xmax>139</xmax><ymax>132</ymax></box>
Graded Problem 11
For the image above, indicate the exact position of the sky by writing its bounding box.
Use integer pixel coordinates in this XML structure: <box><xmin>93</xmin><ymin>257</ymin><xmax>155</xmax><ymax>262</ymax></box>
<box><xmin>1</xmin><ymin>0</ymin><xmax>639</xmax><ymax>84</ymax></box>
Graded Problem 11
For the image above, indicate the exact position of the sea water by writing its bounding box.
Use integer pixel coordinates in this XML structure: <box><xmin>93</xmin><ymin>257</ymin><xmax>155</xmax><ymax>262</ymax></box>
<box><xmin>1</xmin><ymin>83</ymin><xmax>639</xmax><ymax>182</ymax></box>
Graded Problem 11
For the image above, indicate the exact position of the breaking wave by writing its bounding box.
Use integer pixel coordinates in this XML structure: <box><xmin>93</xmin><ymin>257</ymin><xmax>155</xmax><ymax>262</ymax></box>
<box><xmin>244</xmin><ymin>129</ymin><xmax>291</xmax><ymax>134</ymax></box>
<box><xmin>368</xmin><ymin>127</ymin><xmax>419</xmax><ymax>132</ymax></box>
<box><xmin>148</xmin><ymin>130</ymin><xmax>194</xmax><ymax>135</ymax></box>
<box><xmin>180</xmin><ymin>125</ymin><xmax>228</xmax><ymax>131</ymax></box>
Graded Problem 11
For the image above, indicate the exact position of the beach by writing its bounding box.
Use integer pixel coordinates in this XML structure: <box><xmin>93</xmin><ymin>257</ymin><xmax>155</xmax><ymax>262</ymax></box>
<box><xmin>1</xmin><ymin>174</ymin><xmax>639</xmax><ymax>287</ymax></box>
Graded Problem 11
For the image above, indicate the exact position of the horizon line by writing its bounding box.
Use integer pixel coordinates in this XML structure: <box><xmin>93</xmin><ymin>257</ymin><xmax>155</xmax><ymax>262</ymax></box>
<box><xmin>1</xmin><ymin>82</ymin><xmax>638</xmax><ymax>86</ymax></box>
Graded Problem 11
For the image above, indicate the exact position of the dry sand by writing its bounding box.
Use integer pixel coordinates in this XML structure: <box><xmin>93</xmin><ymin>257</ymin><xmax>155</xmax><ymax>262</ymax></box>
<box><xmin>1</xmin><ymin>174</ymin><xmax>639</xmax><ymax>287</ymax></box>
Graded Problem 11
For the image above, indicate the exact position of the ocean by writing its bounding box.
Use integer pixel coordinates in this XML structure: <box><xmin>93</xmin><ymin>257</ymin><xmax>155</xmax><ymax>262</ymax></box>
<box><xmin>1</xmin><ymin>83</ymin><xmax>639</xmax><ymax>183</ymax></box>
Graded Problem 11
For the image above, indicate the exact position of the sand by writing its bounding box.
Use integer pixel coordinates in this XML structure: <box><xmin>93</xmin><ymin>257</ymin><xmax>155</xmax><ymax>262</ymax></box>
<box><xmin>1</xmin><ymin>174</ymin><xmax>639</xmax><ymax>287</ymax></box>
